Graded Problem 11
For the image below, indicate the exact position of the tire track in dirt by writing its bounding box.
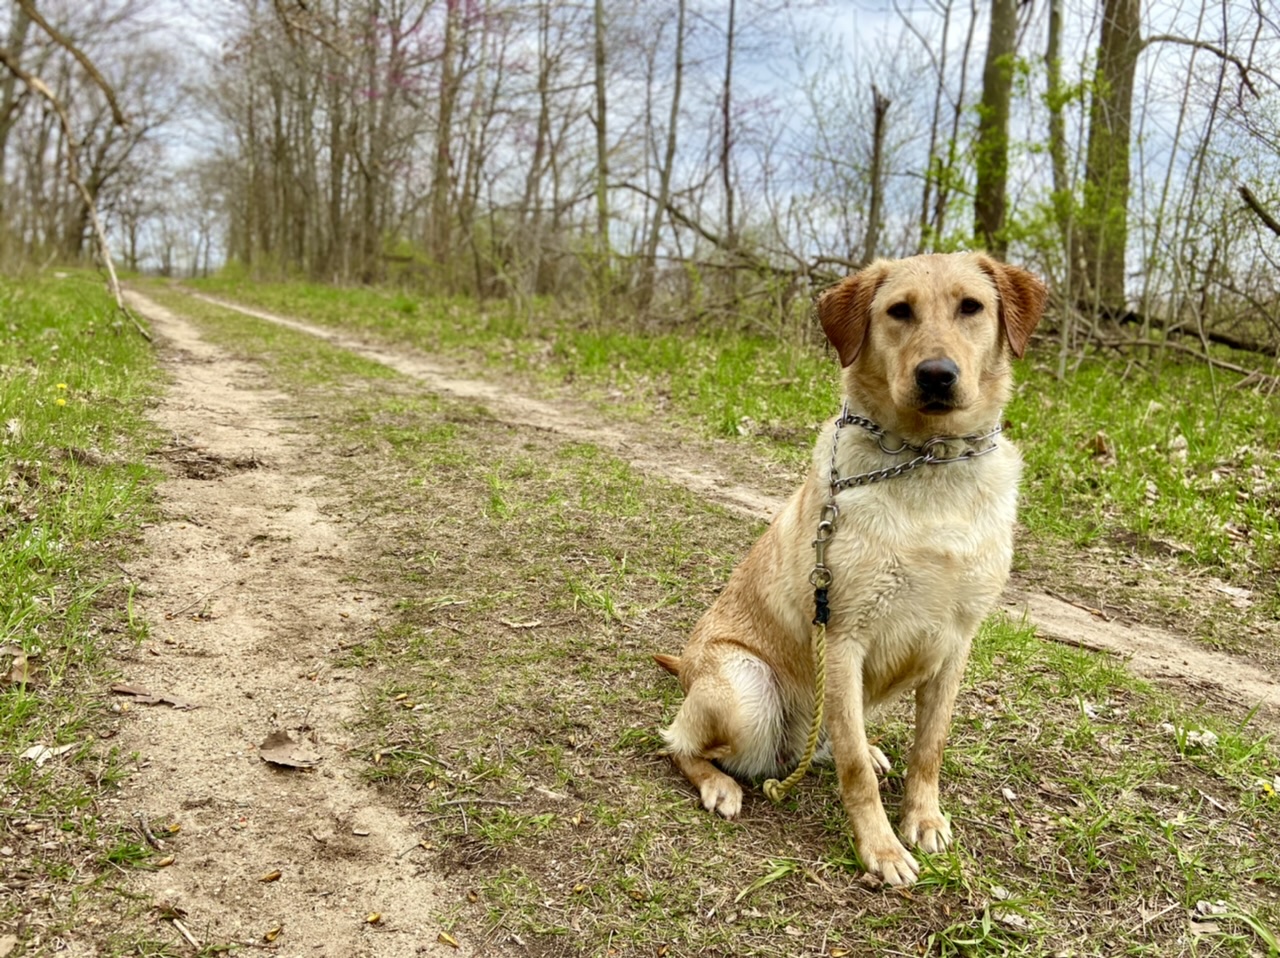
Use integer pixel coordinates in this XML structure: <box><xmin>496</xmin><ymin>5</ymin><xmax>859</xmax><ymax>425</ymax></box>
<box><xmin>157</xmin><ymin>292</ymin><xmax>1280</xmax><ymax>728</ymax></box>
<box><xmin>177</xmin><ymin>291</ymin><xmax>1280</xmax><ymax>727</ymax></box>
<box><xmin>101</xmin><ymin>292</ymin><xmax>474</xmax><ymax>958</ymax></box>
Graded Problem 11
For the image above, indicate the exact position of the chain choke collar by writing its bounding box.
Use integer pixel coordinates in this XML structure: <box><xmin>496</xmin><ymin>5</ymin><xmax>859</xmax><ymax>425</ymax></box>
<box><xmin>827</xmin><ymin>403</ymin><xmax>1001</xmax><ymax>493</ymax></box>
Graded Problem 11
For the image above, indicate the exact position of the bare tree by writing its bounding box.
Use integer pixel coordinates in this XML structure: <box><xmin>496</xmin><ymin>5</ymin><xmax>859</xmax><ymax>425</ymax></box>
<box><xmin>974</xmin><ymin>0</ymin><xmax>1017</xmax><ymax>256</ymax></box>
<box><xmin>1080</xmin><ymin>0</ymin><xmax>1142</xmax><ymax>315</ymax></box>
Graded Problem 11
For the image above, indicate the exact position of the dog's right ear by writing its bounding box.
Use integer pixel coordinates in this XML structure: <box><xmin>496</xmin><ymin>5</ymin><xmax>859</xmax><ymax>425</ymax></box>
<box><xmin>817</xmin><ymin>264</ymin><xmax>886</xmax><ymax>367</ymax></box>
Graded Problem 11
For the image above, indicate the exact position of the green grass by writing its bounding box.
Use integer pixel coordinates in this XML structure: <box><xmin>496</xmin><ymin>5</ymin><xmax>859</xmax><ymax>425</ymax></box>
<box><xmin>0</xmin><ymin>270</ymin><xmax>164</xmax><ymax>946</ymax></box>
<box><xmin>134</xmin><ymin>293</ymin><xmax>1280</xmax><ymax>956</ymax></box>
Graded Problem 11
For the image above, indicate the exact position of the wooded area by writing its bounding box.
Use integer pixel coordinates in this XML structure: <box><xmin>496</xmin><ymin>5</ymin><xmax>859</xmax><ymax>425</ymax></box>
<box><xmin>1</xmin><ymin>0</ymin><xmax>1278</xmax><ymax>364</ymax></box>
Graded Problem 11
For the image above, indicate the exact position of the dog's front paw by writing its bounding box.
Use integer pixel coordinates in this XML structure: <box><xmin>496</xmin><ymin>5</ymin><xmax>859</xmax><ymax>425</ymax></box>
<box><xmin>900</xmin><ymin>807</ymin><xmax>953</xmax><ymax>854</ymax></box>
<box><xmin>857</xmin><ymin>833</ymin><xmax>920</xmax><ymax>887</ymax></box>
<box><xmin>698</xmin><ymin>773</ymin><xmax>743</xmax><ymax>819</ymax></box>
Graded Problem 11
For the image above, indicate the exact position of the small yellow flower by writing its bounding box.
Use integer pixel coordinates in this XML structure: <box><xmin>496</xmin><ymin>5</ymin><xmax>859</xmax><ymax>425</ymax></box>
<box><xmin>55</xmin><ymin>398</ymin><xmax>67</xmax><ymax>406</ymax></box>
<box><xmin>56</xmin><ymin>383</ymin><xmax>68</xmax><ymax>389</ymax></box>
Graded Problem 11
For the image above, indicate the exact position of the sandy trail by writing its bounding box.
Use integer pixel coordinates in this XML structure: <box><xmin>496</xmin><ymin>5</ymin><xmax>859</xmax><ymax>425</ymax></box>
<box><xmin>101</xmin><ymin>291</ymin><xmax>473</xmax><ymax>957</ymax></box>
<box><xmin>178</xmin><ymin>290</ymin><xmax>1279</xmax><ymax>727</ymax></box>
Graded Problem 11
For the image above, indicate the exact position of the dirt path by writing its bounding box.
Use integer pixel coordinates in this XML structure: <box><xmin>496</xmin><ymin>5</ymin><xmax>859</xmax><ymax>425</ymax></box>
<box><xmin>103</xmin><ymin>292</ymin><xmax>473</xmax><ymax>957</ymax></box>
<box><xmin>174</xmin><ymin>290</ymin><xmax>1279</xmax><ymax>728</ymax></box>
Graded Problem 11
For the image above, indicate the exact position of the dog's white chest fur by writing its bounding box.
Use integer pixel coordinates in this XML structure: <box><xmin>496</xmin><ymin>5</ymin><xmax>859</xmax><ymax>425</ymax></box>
<box><xmin>832</xmin><ymin>461</ymin><xmax>1018</xmax><ymax>704</ymax></box>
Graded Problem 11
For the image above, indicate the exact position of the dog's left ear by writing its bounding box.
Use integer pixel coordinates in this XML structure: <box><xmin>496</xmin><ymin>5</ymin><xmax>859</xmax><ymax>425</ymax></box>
<box><xmin>818</xmin><ymin>263</ymin><xmax>886</xmax><ymax>367</ymax></box>
<box><xmin>977</xmin><ymin>256</ymin><xmax>1048</xmax><ymax>359</ymax></box>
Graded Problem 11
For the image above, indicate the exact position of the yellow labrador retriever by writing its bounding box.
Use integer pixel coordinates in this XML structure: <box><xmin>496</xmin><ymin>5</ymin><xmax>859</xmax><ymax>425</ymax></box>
<box><xmin>655</xmin><ymin>252</ymin><xmax>1046</xmax><ymax>886</ymax></box>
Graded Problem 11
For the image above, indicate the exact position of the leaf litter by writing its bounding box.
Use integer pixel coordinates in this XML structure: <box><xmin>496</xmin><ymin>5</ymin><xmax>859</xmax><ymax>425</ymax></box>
<box><xmin>258</xmin><ymin>728</ymin><xmax>322</xmax><ymax>769</ymax></box>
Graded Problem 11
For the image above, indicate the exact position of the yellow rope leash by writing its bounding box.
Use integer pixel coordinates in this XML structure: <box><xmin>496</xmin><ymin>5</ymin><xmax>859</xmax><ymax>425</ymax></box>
<box><xmin>763</xmin><ymin>622</ymin><xmax>827</xmax><ymax>803</ymax></box>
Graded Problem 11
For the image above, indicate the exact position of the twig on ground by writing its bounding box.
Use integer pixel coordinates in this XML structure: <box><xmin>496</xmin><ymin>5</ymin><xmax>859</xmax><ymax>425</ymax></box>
<box><xmin>166</xmin><ymin>578</ymin><xmax>237</xmax><ymax>619</ymax></box>
<box><xmin>439</xmin><ymin>798</ymin><xmax>520</xmax><ymax>808</ymax></box>
<box><xmin>136</xmin><ymin>812</ymin><xmax>164</xmax><ymax>850</ymax></box>
<box><xmin>170</xmin><ymin>917</ymin><xmax>201</xmax><ymax>950</ymax></box>
<box><xmin>1099</xmin><ymin>337</ymin><xmax>1280</xmax><ymax>387</ymax></box>
<box><xmin>1045</xmin><ymin>589</ymin><xmax>1112</xmax><ymax>621</ymax></box>
<box><xmin>397</xmin><ymin>839</ymin><xmax>430</xmax><ymax>859</ymax></box>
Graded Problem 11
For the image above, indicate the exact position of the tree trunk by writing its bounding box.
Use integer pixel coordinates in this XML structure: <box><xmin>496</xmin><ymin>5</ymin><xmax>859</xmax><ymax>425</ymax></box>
<box><xmin>1081</xmin><ymin>0</ymin><xmax>1142</xmax><ymax>315</ymax></box>
<box><xmin>720</xmin><ymin>0</ymin><xmax>736</xmax><ymax>252</ymax></box>
<box><xmin>933</xmin><ymin>0</ymin><xmax>978</xmax><ymax>243</ymax></box>
<box><xmin>1044</xmin><ymin>0</ymin><xmax>1070</xmax><ymax>251</ymax></box>
<box><xmin>0</xmin><ymin>5</ymin><xmax>30</xmax><ymax>154</ymax></box>
<box><xmin>974</xmin><ymin>0</ymin><xmax>1017</xmax><ymax>257</ymax></box>
<box><xmin>860</xmin><ymin>84</ymin><xmax>890</xmax><ymax>267</ymax></box>
<box><xmin>639</xmin><ymin>0</ymin><xmax>685</xmax><ymax>311</ymax></box>
<box><xmin>916</xmin><ymin>0</ymin><xmax>953</xmax><ymax>253</ymax></box>
<box><xmin>592</xmin><ymin>0</ymin><xmax>610</xmax><ymax>279</ymax></box>
<box><xmin>431</xmin><ymin>0</ymin><xmax>461</xmax><ymax>265</ymax></box>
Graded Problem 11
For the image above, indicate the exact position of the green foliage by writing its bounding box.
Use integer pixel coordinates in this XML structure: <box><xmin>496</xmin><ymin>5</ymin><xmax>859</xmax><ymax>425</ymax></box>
<box><xmin>0</xmin><ymin>271</ymin><xmax>164</xmax><ymax>940</ymax></box>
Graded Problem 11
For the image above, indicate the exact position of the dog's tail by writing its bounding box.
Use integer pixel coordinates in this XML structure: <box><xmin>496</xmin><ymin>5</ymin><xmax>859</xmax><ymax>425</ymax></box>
<box><xmin>652</xmin><ymin>653</ymin><xmax>681</xmax><ymax>677</ymax></box>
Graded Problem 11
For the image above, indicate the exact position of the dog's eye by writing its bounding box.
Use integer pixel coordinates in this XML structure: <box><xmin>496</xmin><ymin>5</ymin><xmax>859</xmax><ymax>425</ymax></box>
<box><xmin>959</xmin><ymin>298</ymin><xmax>984</xmax><ymax>315</ymax></box>
<box><xmin>887</xmin><ymin>302</ymin><xmax>912</xmax><ymax>321</ymax></box>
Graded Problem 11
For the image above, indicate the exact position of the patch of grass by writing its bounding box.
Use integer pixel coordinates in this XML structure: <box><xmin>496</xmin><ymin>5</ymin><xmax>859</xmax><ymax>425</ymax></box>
<box><xmin>0</xmin><ymin>271</ymin><xmax>165</xmax><ymax>946</ymax></box>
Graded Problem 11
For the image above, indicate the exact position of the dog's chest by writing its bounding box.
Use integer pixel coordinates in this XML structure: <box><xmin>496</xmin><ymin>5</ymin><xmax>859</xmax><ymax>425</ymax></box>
<box><xmin>824</xmin><ymin>472</ymin><xmax>1015</xmax><ymax>636</ymax></box>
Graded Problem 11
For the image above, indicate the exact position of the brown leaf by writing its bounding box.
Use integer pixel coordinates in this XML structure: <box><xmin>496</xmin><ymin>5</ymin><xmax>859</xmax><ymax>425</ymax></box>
<box><xmin>1084</xmin><ymin>430</ymin><xmax>1116</xmax><ymax>465</ymax></box>
<box><xmin>437</xmin><ymin>931</ymin><xmax>459</xmax><ymax>949</ymax></box>
<box><xmin>110</xmin><ymin>683</ymin><xmax>200</xmax><ymax>710</ymax></box>
<box><xmin>1</xmin><ymin>645</ymin><xmax>35</xmax><ymax>686</ymax></box>
<box><xmin>258</xmin><ymin>869</ymin><xmax>282</xmax><ymax>883</ymax></box>
<box><xmin>259</xmin><ymin>730</ymin><xmax>322</xmax><ymax>769</ymax></box>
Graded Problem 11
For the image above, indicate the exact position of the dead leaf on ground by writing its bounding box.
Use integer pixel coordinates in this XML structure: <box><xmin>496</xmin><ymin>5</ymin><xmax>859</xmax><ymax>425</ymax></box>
<box><xmin>1084</xmin><ymin>430</ymin><xmax>1116</xmax><ymax>464</ymax></box>
<box><xmin>500</xmin><ymin>619</ymin><xmax>542</xmax><ymax>630</ymax></box>
<box><xmin>1</xmin><ymin>644</ymin><xmax>35</xmax><ymax>686</ymax></box>
<box><xmin>0</xmin><ymin>934</ymin><xmax>17</xmax><ymax>958</ymax></box>
<box><xmin>438</xmin><ymin>930</ymin><xmax>460</xmax><ymax>949</ymax></box>
<box><xmin>110</xmin><ymin>683</ymin><xmax>200</xmax><ymax>710</ymax></box>
<box><xmin>20</xmin><ymin>743</ymin><xmax>76</xmax><ymax>767</ymax></box>
<box><xmin>259</xmin><ymin>729</ymin><xmax>322</xmax><ymax>769</ymax></box>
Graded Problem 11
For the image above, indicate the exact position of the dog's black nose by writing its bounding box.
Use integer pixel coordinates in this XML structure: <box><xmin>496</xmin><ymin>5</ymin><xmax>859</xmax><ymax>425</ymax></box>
<box><xmin>915</xmin><ymin>358</ymin><xmax>959</xmax><ymax>395</ymax></box>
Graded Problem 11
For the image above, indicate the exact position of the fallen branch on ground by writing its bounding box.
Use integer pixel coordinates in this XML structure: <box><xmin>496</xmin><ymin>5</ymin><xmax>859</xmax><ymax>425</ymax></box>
<box><xmin>1098</xmin><ymin>337</ymin><xmax>1280</xmax><ymax>391</ymax></box>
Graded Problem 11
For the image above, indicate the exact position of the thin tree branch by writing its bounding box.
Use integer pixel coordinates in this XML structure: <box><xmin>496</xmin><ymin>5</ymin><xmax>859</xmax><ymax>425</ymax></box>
<box><xmin>15</xmin><ymin>0</ymin><xmax>129</xmax><ymax>127</ymax></box>
<box><xmin>1238</xmin><ymin>184</ymin><xmax>1280</xmax><ymax>238</ymax></box>
<box><xmin>1142</xmin><ymin>33</ymin><xmax>1272</xmax><ymax>98</ymax></box>
<box><xmin>1099</xmin><ymin>337</ymin><xmax>1278</xmax><ymax>385</ymax></box>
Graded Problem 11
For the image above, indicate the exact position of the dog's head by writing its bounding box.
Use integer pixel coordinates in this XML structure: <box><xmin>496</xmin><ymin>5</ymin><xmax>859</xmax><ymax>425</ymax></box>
<box><xmin>817</xmin><ymin>252</ymin><xmax>1047</xmax><ymax>437</ymax></box>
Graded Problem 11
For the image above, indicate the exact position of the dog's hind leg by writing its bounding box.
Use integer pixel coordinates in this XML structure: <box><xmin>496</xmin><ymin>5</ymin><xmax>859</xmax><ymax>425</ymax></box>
<box><xmin>670</xmin><ymin>752</ymin><xmax>742</xmax><ymax>818</ymax></box>
<box><xmin>660</xmin><ymin>653</ymin><xmax>783</xmax><ymax>819</ymax></box>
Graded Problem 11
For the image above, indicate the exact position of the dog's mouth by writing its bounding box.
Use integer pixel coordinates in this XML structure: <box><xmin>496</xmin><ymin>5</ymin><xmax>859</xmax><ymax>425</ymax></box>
<box><xmin>919</xmin><ymin>400</ymin><xmax>957</xmax><ymax>415</ymax></box>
